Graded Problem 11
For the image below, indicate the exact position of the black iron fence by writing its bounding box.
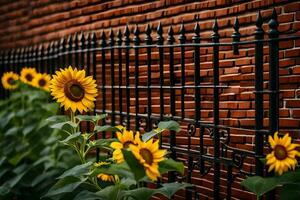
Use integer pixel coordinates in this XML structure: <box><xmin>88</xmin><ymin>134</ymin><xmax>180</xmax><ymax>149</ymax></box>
<box><xmin>0</xmin><ymin>9</ymin><xmax>300</xmax><ymax>200</ymax></box>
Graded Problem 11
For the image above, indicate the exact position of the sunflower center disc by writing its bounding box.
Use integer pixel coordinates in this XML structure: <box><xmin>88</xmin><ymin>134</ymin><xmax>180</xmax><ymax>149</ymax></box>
<box><xmin>64</xmin><ymin>81</ymin><xmax>85</xmax><ymax>102</ymax></box>
<box><xmin>25</xmin><ymin>74</ymin><xmax>33</xmax><ymax>81</ymax></box>
<box><xmin>140</xmin><ymin>148</ymin><xmax>153</xmax><ymax>165</ymax></box>
<box><xmin>123</xmin><ymin>141</ymin><xmax>133</xmax><ymax>149</ymax></box>
<box><xmin>274</xmin><ymin>145</ymin><xmax>288</xmax><ymax>160</ymax></box>
<box><xmin>7</xmin><ymin>77</ymin><xmax>15</xmax><ymax>85</ymax></box>
<box><xmin>38</xmin><ymin>79</ymin><xmax>46</xmax><ymax>87</ymax></box>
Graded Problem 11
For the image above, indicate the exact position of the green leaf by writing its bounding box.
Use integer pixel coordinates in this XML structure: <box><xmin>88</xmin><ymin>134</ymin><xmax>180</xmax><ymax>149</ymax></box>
<box><xmin>0</xmin><ymin>184</ymin><xmax>10</xmax><ymax>196</ymax></box>
<box><xmin>119</xmin><ymin>178</ymin><xmax>137</xmax><ymax>189</ymax></box>
<box><xmin>88</xmin><ymin>138</ymin><xmax>117</xmax><ymax>150</ymax></box>
<box><xmin>94</xmin><ymin>125</ymin><xmax>118</xmax><ymax>133</ymax></box>
<box><xmin>158</xmin><ymin>121</ymin><xmax>181</xmax><ymax>132</ymax></box>
<box><xmin>123</xmin><ymin>187</ymin><xmax>156</xmax><ymax>200</ymax></box>
<box><xmin>58</xmin><ymin>161</ymin><xmax>93</xmax><ymax>179</ymax></box>
<box><xmin>142</xmin><ymin>130</ymin><xmax>160</xmax><ymax>142</ymax></box>
<box><xmin>92</xmin><ymin>162</ymin><xmax>134</xmax><ymax>180</ymax></box>
<box><xmin>76</xmin><ymin>114</ymin><xmax>106</xmax><ymax>123</ymax></box>
<box><xmin>241</xmin><ymin>176</ymin><xmax>279</xmax><ymax>197</ymax></box>
<box><xmin>280</xmin><ymin>183</ymin><xmax>300</xmax><ymax>200</ymax></box>
<box><xmin>46</xmin><ymin>115</ymin><xmax>69</xmax><ymax>123</ymax></box>
<box><xmin>43</xmin><ymin>176</ymin><xmax>85</xmax><ymax>197</ymax></box>
<box><xmin>159</xmin><ymin>158</ymin><xmax>185</xmax><ymax>175</ymax></box>
<box><xmin>95</xmin><ymin>185</ymin><xmax>124</xmax><ymax>200</ymax></box>
<box><xmin>74</xmin><ymin>190</ymin><xmax>105</xmax><ymax>200</ymax></box>
<box><xmin>278</xmin><ymin>169</ymin><xmax>300</xmax><ymax>184</ymax></box>
<box><xmin>122</xmin><ymin>150</ymin><xmax>146</xmax><ymax>181</ymax></box>
<box><xmin>158</xmin><ymin>182</ymin><xmax>193</xmax><ymax>198</ymax></box>
<box><xmin>8</xmin><ymin>150</ymin><xmax>30</xmax><ymax>165</ymax></box>
<box><xmin>123</xmin><ymin>182</ymin><xmax>192</xmax><ymax>200</ymax></box>
<box><xmin>60</xmin><ymin>132</ymin><xmax>82</xmax><ymax>144</ymax></box>
<box><xmin>50</xmin><ymin>121</ymin><xmax>78</xmax><ymax>130</ymax></box>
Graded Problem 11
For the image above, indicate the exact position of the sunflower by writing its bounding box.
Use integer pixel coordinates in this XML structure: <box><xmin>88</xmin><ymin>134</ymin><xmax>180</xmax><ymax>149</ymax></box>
<box><xmin>110</xmin><ymin>129</ymin><xmax>141</xmax><ymax>163</ymax></box>
<box><xmin>130</xmin><ymin>139</ymin><xmax>166</xmax><ymax>181</ymax></box>
<box><xmin>20</xmin><ymin>67</ymin><xmax>37</xmax><ymax>85</ymax></box>
<box><xmin>32</xmin><ymin>73</ymin><xmax>51</xmax><ymax>91</ymax></box>
<box><xmin>266</xmin><ymin>132</ymin><xmax>300</xmax><ymax>175</ymax></box>
<box><xmin>95</xmin><ymin>162</ymin><xmax>119</xmax><ymax>183</ymax></box>
<box><xmin>1</xmin><ymin>72</ymin><xmax>19</xmax><ymax>90</ymax></box>
<box><xmin>49</xmin><ymin>66</ymin><xmax>97</xmax><ymax>113</ymax></box>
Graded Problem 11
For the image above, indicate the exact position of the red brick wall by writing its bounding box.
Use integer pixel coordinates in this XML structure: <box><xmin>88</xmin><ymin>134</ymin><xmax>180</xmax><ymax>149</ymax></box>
<box><xmin>1</xmin><ymin>0</ymin><xmax>300</xmax><ymax>199</ymax></box>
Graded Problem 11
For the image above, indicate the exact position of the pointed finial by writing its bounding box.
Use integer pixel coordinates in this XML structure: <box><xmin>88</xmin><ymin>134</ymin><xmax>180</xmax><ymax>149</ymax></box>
<box><xmin>80</xmin><ymin>32</ymin><xmax>85</xmax><ymax>43</ymax></box>
<box><xmin>212</xmin><ymin>18</ymin><xmax>220</xmax><ymax>40</ymax></box>
<box><xmin>133</xmin><ymin>24</ymin><xmax>140</xmax><ymax>44</ymax></box>
<box><xmin>269</xmin><ymin>8</ymin><xmax>279</xmax><ymax>34</ymax></box>
<box><xmin>117</xmin><ymin>29</ymin><xmax>122</xmax><ymax>45</ymax></box>
<box><xmin>213</xmin><ymin>18</ymin><xmax>219</xmax><ymax>33</ymax></box>
<box><xmin>157</xmin><ymin>21</ymin><xmax>163</xmax><ymax>35</ymax></box>
<box><xmin>124</xmin><ymin>24</ymin><xmax>130</xmax><ymax>37</ymax></box>
<box><xmin>193</xmin><ymin>22</ymin><xmax>201</xmax><ymax>42</ymax></box>
<box><xmin>124</xmin><ymin>25</ymin><xmax>130</xmax><ymax>45</ymax></box>
<box><xmin>90</xmin><ymin>32</ymin><xmax>97</xmax><ymax>47</ymax></box>
<box><xmin>179</xmin><ymin>22</ymin><xmax>186</xmax><ymax>42</ymax></box>
<box><xmin>109</xmin><ymin>28</ymin><xmax>115</xmax><ymax>45</ymax></box>
<box><xmin>233</xmin><ymin>17</ymin><xmax>240</xmax><ymax>32</ymax></box>
<box><xmin>167</xmin><ymin>25</ymin><xmax>175</xmax><ymax>44</ymax></box>
<box><xmin>145</xmin><ymin>24</ymin><xmax>152</xmax><ymax>44</ymax></box>
<box><xmin>100</xmin><ymin>31</ymin><xmax>106</xmax><ymax>46</ymax></box>
<box><xmin>256</xmin><ymin>10</ymin><xmax>263</xmax><ymax>28</ymax></box>
<box><xmin>157</xmin><ymin>22</ymin><xmax>163</xmax><ymax>44</ymax></box>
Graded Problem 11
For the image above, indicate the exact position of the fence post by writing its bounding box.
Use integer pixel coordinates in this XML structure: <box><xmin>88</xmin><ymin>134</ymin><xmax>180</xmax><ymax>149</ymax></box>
<box><xmin>145</xmin><ymin>24</ymin><xmax>152</xmax><ymax>131</ymax></box>
<box><xmin>60</xmin><ymin>37</ymin><xmax>66</xmax><ymax>70</ymax></box>
<box><xmin>254</xmin><ymin>11</ymin><xmax>264</xmax><ymax>177</ymax></box>
<box><xmin>157</xmin><ymin>22</ymin><xmax>164</xmax><ymax>148</ymax></box>
<box><xmin>73</xmin><ymin>33</ymin><xmax>79</xmax><ymax>67</ymax></box>
<box><xmin>101</xmin><ymin>31</ymin><xmax>107</xmax><ymax>138</ymax></box>
<box><xmin>67</xmin><ymin>35</ymin><xmax>72</xmax><ymax>66</ymax></box>
<box><xmin>133</xmin><ymin>25</ymin><xmax>140</xmax><ymax>131</ymax></box>
<box><xmin>212</xmin><ymin>18</ymin><xmax>220</xmax><ymax>200</ymax></box>
<box><xmin>179</xmin><ymin>22</ymin><xmax>186</xmax><ymax>119</ymax></box>
<box><xmin>109</xmin><ymin>29</ymin><xmax>116</xmax><ymax>128</ymax></box>
<box><xmin>168</xmin><ymin>24</ymin><xmax>176</xmax><ymax>183</ymax></box>
<box><xmin>124</xmin><ymin>25</ymin><xmax>130</xmax><ymax>130</ymax></box>
<box><xmin>117</xmin><ymin>29</ymin><xmax>123</xmax><ymax>125</ymax></box>
<box><xmin>232</xmin><ymin>17</ymin><xmax>240</xmax><ymax>55</ymax></box>
<box><xmin>80</xmin><ymin>32</ymin><xmax>85</xmax><ymax>71</ymax></box>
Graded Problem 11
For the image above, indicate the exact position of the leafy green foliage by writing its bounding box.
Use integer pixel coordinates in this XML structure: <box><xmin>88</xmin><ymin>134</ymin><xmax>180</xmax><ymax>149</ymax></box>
<box><xmin>0</xmin><ymin>85</ymin><xmax>78</xmax><ymax>200</ymax></box>
<box><xmin>242</xmin><ymin>168</ymin><xmax>300</xmax><ymax>198</ymax></box>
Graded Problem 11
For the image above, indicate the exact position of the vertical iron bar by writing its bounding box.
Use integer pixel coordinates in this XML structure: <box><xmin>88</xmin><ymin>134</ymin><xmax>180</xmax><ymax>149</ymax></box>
<box><xmin>60</xmin><ymin>37</ymin><xmax>66</xmax><ymax>70</ymax></box>
<box><xmin>80</xmin><ymin>32</ymin><xmax>85</xmax><ymax>71</ymax></box>
<box><xmin>117</xmin><ymin>29</ymin><xmax>123</xmax><ymax>125</ymax></box>
<box><xmin>9</xmin><ymin>49</ymin><xmax>15</xmax><ymax>72</ymax></box>
<box><xmin>268</xmin><ymin>9</ymin><xmax>279</xmax><ymax>138</ymax></box>
<box><xmin>133</xmin><ymin>25</ymin><xmax>140</xmax><ymax>131</ymax></box>
<box><xmin>39</xmin><ymin>45</ymin><xmax>44</xmax><ymax>73</ymax></box>
<box><xmin>91</xmin><ymin>32</ymin><xmax>99</xmax><ymax>161</ymax></box>
<box><xmin>53</xmin><ymin>41</ymin><xmax>59</xmax><ymax>73</ymax></box>
<box><xmin>74</xmin><ymin>33</ymin><xmax>79</xmax><ymax>67</ymax></box>
<box><xmin>67</xmin><ymin>35</ymin><xmax>72</xmax><ymax>66</ymax></box>
<box><xmin>226</xmin><ymin>166</ymin><xmax>233</xmax><ymax>200</ymax></box>
<box><xmin>266</xmin><ymin>9</ymin><xmax>279</xmax><ymax>200</ymax></box>
<box><xmin>19</xmin><ymin>48</ymin><xmax>24</xmax><ymax>74</ymax></box>
<box><xmin>49</xmin><ymin>42</ymin><xmax>54</xmax><ymax>74</ymax></box>
<box><xmin>46</xmin><ymin>43</ymin><xmax>51</xmax><ymax>74</ymax></box>
<box><xmin>35</xmin><ymin>46</ymin><xmax>39</xmax><ymax>71</ymax></box>
<box><xmin>212</xmin><ymin>19</ymin><xmax>220</xmax><ymax>200</ymax></box>
<box><xmin>254</xmin><ymin>11</ymin><xmax>264</xmax><ymax>177</ymax></box>
<box><xmin>101</xmin><ymin>31</ymin><xmax>107</xmax><ymax>139</ymax></box>
<box><xmin>179</xmin><ymin>23</ymin><xmax>186</xmax><ymax>119</ymax></box>
<box><xmin>109</xmin><ymin>29</ymin><xmax>116</xmax><ymax>128</ymax></box>
<box><xmin>124</xmin><ymin>25</ymin><xmax>130</xmax><ymax>130</ymax></box>
<box><xmin>145</xmin><ymin>24</ymin><xmax>152</xmax><ymax>131</ymax></box>
<box><xmin>168</xmin><ymin>25</ymin><xmax>176</xmax><ymax>183</ymax></box>
<box><xmin>157</xmin><ymin>22</ymin><xmax>164</xmax><ymax>148</ymax></box>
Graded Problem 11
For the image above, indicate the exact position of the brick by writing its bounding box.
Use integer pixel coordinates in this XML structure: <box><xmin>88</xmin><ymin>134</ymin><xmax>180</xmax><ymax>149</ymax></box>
<box><xmin>286</xmin><ymin>100</ymin><xmax>300</xmax><ymax>108</ymax></box>
<box><xmin>284</xmin><ymin>2</ymin><xmax>300</xmax><ymax>13</ymax></box>
<box><xmin>292</xmin><ymin>110</ymin><xmax>300</xmax><ymax>118</ymax></box>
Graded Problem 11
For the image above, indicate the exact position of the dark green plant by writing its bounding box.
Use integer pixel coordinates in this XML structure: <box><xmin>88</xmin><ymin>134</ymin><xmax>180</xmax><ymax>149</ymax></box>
<box><xmin>0</xmin><ymin>84</ymin><xmax>79</xmax><ymax>200</ymax></box>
